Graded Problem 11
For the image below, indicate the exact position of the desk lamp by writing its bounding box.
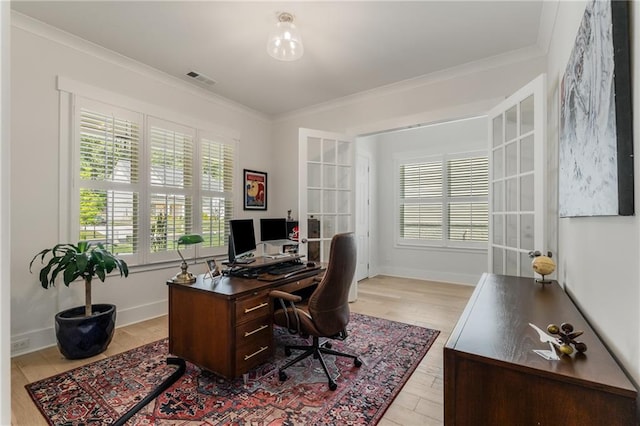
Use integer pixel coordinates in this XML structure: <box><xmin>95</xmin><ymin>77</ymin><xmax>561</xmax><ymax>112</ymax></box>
<box><xmin>172</xmin><ymin>234</ymin><xmax>204</xmax><ymax>284</ymax></box>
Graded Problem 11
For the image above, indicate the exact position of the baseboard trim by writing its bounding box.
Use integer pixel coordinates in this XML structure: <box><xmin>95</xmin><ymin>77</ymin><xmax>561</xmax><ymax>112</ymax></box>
<box><xmin>378</xmin><ymin>266</ymin><xmax>479</xmax><ymax>286</ymax></box>
<box><xmin>11</xmin><ymin>299</ymin><xmax>168</xmax><ymax>358</ymax></box>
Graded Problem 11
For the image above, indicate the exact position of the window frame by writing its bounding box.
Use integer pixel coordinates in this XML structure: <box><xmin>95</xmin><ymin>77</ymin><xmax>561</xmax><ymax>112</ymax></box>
<box><xmin>395</xmin><ymin>149</ymin><xmax>489</xmax><ymax>250</ymax></box>
<box><xmin>61</xmin><ymin>80</ymin><xmax>239</xmax><ymax>269</ymax></box>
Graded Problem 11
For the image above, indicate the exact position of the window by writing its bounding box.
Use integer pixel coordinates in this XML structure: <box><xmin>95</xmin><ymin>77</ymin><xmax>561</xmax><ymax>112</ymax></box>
<box><xmin>397</xmin><ymin>152</ymin><xmax>488</xmax><ymax>248</ymax></box>
<box><xmin>73</xmin><ymin>97</ymin><xmax>236</xmax><ymax>266</ymax></box>
<box><xmin>200</xmin><ymin>134</ymin><xmax>234</xmax><ymax>251</ymax></box>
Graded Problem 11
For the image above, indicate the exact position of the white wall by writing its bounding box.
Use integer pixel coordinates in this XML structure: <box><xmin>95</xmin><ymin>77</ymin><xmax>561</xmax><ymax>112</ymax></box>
<box><xmin>10</xmin><ymin>14</ymin><xmax>273</xmax><ymax>355</ymax></box>
<box><xmin>546</xmin><ymin>1</ymin><xmax>640</xmax><ymax>385</ymax></box>
<box><xmin>1</xmin><ymin>2</ymin><xmax>11</xmax><ymax>423</ymax></box>
<box><xmin>271</xmin><ymin>53</ymin><xmax>545</xmax><ymax>283</ymax></box>
<box><xmin>363</xmin><ymin>117</ymin><xmax>488</xmax><ymax>285</ymax></box>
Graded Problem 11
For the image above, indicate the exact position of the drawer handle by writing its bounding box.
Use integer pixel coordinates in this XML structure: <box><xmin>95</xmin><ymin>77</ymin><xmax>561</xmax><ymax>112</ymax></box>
<box><xmin>244</xmin><ymin>324</ymin><xmax>269</xmax><ymax>337</ymax></box>
<box><xmin>244</xmin><ymin>346</ymin><xmax>268</xmax><ymax>360</ymax></box>
<box><xmin>244</xmin><ymin>302</ymin><xmax>268</xmax><ymax>313</ymax></box>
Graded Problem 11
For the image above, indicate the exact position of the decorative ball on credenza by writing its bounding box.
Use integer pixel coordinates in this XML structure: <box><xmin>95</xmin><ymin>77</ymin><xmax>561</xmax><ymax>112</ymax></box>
<box><xmin>528</xmin><ymin>250</ymin><xmax>556</xmax><ymax>284</ymax></box>
<box><xmin>547</xmin><ymin>322</ymin><xmax>588</xmax><ymax>355</ymax></box>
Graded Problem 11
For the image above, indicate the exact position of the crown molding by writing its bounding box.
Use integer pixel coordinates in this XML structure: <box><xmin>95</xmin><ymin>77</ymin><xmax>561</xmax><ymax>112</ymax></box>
<box><xmin>274</xmin><ymin>45</ymin><xmax>546</xmax><ymax>123</ymax></box>
<box><xmin>537</xmin><ymin>1</ymin><xmax>560</xmax><ymax>54</ymax></box>
<box><xmin>10</xmin><ymin>11</ymin><xmax>271</xmax><ymax>123</ymax></box>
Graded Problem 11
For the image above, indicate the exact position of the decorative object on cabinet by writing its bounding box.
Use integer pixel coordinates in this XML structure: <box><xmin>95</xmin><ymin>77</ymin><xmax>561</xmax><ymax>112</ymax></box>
<box><xmin>559</xmin><ymin>0</ymin><xmax>634</xmax><ymax>217</ymax></box>
<box><xmin>172</xmin><ymin>234</ymin><xmax>204</xmax><ymax>284</ymax></box>
<box><xmin>529</xmin><ymin>323</ymin><xmax>561</xmax><ymax>360</ymax></box>
<box><xmin>29</xmin><ymin>241</ymin><xmax>129</xmax><ymax>359</ymax></box>
<box><xmin>528</xmin><ymin>250</ymin><xmax>556</xmax><ymax>284</ymax></box>
<box><xmin>244</xmin><ymin>169</ymin><xmax>267</xmax><ymax>210</ymax></box>
<box><xmin>547</xmin><ymin>322</ymin><xmax>588</xmax><ymax>355</ymax></box>
<box><xmin>529</xmin><ymin>322</ymin><xmax>587</xmax><ymax>360</ymax></box>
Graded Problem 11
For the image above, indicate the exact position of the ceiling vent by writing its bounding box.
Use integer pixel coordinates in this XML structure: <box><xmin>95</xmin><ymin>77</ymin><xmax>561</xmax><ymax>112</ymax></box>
<box><xmin>186</xmin><ymin>70</ymin><xmax>217</xmax><ymax>87</ymax></box>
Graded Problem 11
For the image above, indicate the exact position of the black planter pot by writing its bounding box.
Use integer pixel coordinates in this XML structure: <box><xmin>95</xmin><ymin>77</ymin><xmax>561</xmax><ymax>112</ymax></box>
<box><xmin>54</xmin><ymin>303</ymin><xmax>116</xmax><ymax>359</ymax></box>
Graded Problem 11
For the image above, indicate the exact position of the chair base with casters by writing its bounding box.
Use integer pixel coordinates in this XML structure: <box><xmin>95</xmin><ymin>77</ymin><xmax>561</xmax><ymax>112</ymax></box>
<box><xmin>278</xmin><ymin>335</ymin><xmax>362</xmax><ymax>391</ymax></box>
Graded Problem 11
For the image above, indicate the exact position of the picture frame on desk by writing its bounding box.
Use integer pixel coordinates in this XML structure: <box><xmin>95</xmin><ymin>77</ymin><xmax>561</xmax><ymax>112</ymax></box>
<box><xmin>205</xmin><ymin>258</ymin><xmax>221</xmax><ymax>280</ymax></box>
<box><xmin>243</xmin><ymin>169</ymin><xmax>267</xmax><ymax>210</ymax></box>
<box><xmin>282</xmin><ymin>243</ymin><xmax>298</xmax><ymax>254</ymax></box>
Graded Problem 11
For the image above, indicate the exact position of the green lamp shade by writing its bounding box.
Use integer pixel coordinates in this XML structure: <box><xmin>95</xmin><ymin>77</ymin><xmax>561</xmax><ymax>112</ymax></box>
<box><xmin>177</xmin><ymin>234</ymin><xmax>204</xmax><ymax>245</ymax></box>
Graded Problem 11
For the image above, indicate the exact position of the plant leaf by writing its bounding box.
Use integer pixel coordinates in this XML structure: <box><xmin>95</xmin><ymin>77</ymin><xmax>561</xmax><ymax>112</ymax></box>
<box><xmin>29</xmin><ymin>248</ymin><xmax>52</xmax><ymax>272</ymax></box>
<box><xmin>63</xmin><ymin>263</ymin><xmax>78</xmax><ymax>286</ymax></box>
<box><xmin>76</xmin><ymin>253</ymin><xmax>88</xmax><ymax>275</ymax></box>
<box><xmin>96</xmin><ymin>267</ymin><xmax>106</xmax><ymax>282</ymax></box>
<box><xmin>77</xmin><ymin>241</ymin><xmax>89</xmax><ymax>253</ymax></box>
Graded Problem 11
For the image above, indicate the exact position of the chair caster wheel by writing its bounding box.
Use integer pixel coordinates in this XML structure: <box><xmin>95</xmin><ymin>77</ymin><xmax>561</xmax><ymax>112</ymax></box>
<box><xmin>285</xmin><ymin>348</ymin><xmax>291</xmax><ymax>356</ymax></box>
<box><xmin>324</xmin><ymin>342</ymin><xmax>332</xmax><ymax>349</ymax></box>
<box><xmin>279</xmin><ymin>370</ymin><xmax>287</xmax><ymax>381</ymax></box>
<box><xmin>328</xmin><ymin>380</ymin><xmax>337</xmax><ymax>391</ymax></box>
<box><xmin>354</xmin><ymin>358</ymin><xmax>363</xmax><ymax>367</ymax></box>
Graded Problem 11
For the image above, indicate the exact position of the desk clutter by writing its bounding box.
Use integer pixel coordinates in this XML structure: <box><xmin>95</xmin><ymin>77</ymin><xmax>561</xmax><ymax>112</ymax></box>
<box><xmin>222</xmin><ymin>255</ymin><xmax>320</xmax><ymax>280</ymax></box>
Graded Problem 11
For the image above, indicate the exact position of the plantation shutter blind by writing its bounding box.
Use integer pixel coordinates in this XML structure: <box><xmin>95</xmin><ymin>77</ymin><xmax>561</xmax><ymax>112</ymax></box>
<box><xmin>201</xmin><ymin>137</ymin><xmax>235</xmax><ymax>249</ymax></box>
<box><xmin>70</xmin><ymin>92</ymin><xmax>241</xmax><ymax>266</ymax></box>
<box><xmin>149</xmin><ymin>118</ymin><xmax>195</xmax><ymax>256</ymax></box>
<box><xmin>447</xmin><ymin>156</ymin><xmax>489</xmax><ymax>242</ymax></box>
<box><xmin>400</xmin><ymin>161</ymin><xmax>443</xmax><ymax>240</ymax></box>
<box><xmin>78</xmin><ymin>106</ymin><xmax>141</xmax><ymax>257</ymax></box>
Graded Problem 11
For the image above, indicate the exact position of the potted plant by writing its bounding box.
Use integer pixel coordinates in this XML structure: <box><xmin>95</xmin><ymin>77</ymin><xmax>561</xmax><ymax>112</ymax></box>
<box><xmin>30</xmin><ymin>241</ymin><xmax>129</xmax><ymax>359</ymax></box>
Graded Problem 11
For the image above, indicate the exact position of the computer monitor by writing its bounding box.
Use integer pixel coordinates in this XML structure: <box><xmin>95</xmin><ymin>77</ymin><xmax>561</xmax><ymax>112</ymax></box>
<box><xmin>260</xmin><ymin>218</ymin><xmax>288</xmax><ymax>242</ymax></box>
<box><xmin>228</xmin><ymin>219</ymin><xmax>257</xmax><ymax>262</ymax></box>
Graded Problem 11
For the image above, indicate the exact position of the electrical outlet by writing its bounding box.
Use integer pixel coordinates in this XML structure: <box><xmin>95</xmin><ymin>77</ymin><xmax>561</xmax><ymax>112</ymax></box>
<box><xmin>11</xmin><ymin>338</ymin><xmax>30</xmax><ymax>352</ymax></box>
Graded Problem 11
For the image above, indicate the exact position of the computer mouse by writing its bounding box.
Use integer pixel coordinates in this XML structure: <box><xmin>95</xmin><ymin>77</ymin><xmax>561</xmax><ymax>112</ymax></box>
<box><xmin>306</xmin><ymin>261</ymin><xmax>317</xmax><ymax>268</ymax></box>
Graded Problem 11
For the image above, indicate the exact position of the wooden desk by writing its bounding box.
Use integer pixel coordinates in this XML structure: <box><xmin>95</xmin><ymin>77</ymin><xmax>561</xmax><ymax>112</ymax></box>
<box><xmin>167</xmin><ymin>267</ymin><xmax>322</xmax><ymax>379</ymax></box>
<box><xmin>445</xmin><ymin>273</ymin><xmax>638</xmax><ymax>425</ymax></box>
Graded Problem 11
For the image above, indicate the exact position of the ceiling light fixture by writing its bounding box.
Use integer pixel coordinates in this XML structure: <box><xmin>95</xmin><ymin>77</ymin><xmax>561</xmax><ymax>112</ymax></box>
<box><xmin>267</xmin><ymin>12</ymin><xmax>304</xmax><ymax>61</ymax></box>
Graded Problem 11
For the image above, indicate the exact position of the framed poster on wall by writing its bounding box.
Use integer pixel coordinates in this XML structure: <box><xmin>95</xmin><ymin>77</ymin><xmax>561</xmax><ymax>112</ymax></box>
<box><xmin>243</xmin><ymin>169</ymin><xmax>267</xmax><ymax>210</ymax></box>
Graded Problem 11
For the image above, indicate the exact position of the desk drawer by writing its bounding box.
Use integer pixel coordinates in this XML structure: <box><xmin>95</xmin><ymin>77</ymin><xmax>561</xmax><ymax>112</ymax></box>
<box><xmin>277</xmin><ymin>276</ymin><xmax>318</xmax><ymax>294</ymax></box>
<box><xmin>235</xmin><ymin>291</ymin><xmax>270</xmax><ymax>324</ymax></box>
<box><xmin>236</xmin><ymin>317</ymin><xmax>272</xmax><ymax>346</ymax></box>
<box><xmin>236</xmin><ymin>336</ymin><xmax>272</xmax><ymax>374</ymax></box>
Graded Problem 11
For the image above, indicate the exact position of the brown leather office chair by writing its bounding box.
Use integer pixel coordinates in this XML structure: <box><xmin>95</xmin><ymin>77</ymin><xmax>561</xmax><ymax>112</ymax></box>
<box><xmin>269</xmin><ymin>232</ymin><xmax>362</xmax><ymax>390</ymax></box>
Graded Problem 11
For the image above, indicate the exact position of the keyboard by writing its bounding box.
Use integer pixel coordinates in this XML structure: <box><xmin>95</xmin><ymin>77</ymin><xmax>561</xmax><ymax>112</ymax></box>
<box><xmin>233</xmin><ymin>258</ymin><xmax>255</xmax><ymax>265</ymax></box>
<box><xmin>268</xmin><ymin>263</ymin><xmax>305</xmax><ymax>275</ymax></box>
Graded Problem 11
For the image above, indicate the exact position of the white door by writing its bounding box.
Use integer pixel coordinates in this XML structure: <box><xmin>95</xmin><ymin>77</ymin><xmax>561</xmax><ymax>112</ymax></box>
<box><xmin>298</xmin><ymin>128</ymin><xmax>357</xmax><ymax>300</ymax></box>
<box><xmin>488</xmin><ymin>74</ymin><xmax>546</xmax><ymax>277</ymax></box>
<box><xmin>356</xmin><ymin>154</ymin><xmax>370</xmax><ymax>281</ymax></box>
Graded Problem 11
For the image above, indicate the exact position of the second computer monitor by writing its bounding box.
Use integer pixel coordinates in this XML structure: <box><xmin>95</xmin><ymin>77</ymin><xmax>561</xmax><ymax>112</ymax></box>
<box><xmin>229</xmin><ymin>219</ymin><xmax>257</xmax><ymax>261</ymax></box>
<box><xmin>260</xmin><ymin>218</ymin><xmax>288</xmax><ymax>242</ymax></box>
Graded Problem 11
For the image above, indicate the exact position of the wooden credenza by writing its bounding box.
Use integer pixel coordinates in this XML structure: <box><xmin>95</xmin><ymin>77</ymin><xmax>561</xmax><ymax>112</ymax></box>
<box><xmin>445</xmin><ymin>273</ymin><xmax>638</xmax><ymax>425</ymax></box>
<box><xmin>167</xmin><ymin>267</ymin><xmax>321</xmax><ymax>379</ymax></box>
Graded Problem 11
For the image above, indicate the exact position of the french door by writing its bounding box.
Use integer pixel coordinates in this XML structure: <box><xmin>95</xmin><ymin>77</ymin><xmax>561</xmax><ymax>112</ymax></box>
<box><xmin>298</xmin><ymin>128</ymin><xmax>356</xmax><ymax>298</ymax></box>
<box><xmin>488</xmin><ymin>74</ymin><xmax>546</xmax><ymax>276</ymax></box>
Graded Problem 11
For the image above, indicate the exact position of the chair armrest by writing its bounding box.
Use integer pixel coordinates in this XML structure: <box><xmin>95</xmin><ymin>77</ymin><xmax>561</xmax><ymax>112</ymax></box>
<box><xmin>269</xmin><ymin>290</ymin><xmax>302</xmax><ymax>303</ymax></box>
<box><xmin>269</xmin><ymin>290</ymin><xmax>302</xmax><ymax>334</ymax></box>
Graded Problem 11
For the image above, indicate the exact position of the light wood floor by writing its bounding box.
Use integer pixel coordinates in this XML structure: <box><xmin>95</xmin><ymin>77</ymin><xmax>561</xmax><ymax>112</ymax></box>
<box><xmin>11</xmin><ymin>275</ymin><xmax>474</xmax><ymax>425</ymax></box>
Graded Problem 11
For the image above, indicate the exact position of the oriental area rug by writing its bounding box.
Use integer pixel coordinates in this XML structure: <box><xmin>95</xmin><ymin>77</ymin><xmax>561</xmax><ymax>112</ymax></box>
<box><xmin>26</xmin><ymin>313</ymin><xmax>439</xmax><ymax>425</ymax></box>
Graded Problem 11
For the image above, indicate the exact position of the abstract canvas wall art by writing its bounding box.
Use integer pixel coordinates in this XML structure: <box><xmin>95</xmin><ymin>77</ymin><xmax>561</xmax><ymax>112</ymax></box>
<box><xmin>559</xmin><ymin>0</ymin><xmax>633</xmax><ymax>217</ymax></box>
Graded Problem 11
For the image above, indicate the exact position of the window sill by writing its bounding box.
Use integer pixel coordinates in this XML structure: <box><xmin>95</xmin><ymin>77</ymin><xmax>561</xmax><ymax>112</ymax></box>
<box><xmin>127</xmin><ymin>255</ymin><xmax>228</xmax><ymax>275</ymax></box>
<box><xmin>393</xmin><ymin>243</ymin><xmax>487</xmax><ymax>255</ymax></box>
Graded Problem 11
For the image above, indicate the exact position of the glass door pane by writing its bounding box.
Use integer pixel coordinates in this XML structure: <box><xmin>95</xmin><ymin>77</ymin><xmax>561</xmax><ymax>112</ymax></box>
<box><xmin>299</xmin><ymin>129</ymin><xmax>354</xmax><ymax>263</ymax></box>
<box><xmin>488</xmin><ymin>75</ymin><xmax>546</xmax><ymax>276</ymax></box>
